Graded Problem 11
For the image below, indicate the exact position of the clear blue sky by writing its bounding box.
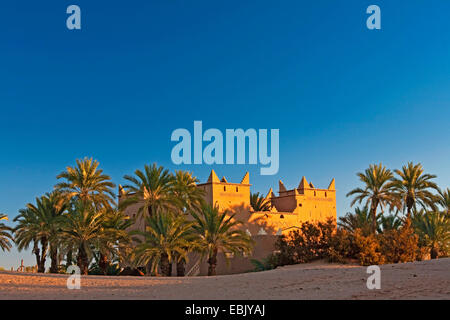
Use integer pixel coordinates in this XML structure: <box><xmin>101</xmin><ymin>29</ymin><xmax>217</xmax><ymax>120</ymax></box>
<box><xmin>1</xmin><ymin>0</ymin><xmax>449</xmax><ymax>269</ymax></box>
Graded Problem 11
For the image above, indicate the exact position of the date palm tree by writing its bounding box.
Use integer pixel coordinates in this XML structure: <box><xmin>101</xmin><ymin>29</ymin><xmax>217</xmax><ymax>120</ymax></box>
<box><xmin>55</xmin><ymin>157</ymin><xmax>116</xmax><ymax>208</ymax></box>
<box><xmin>14</xmin><ymin>193</ymin><xmax>67</xmax><ymax>273</ymax></box>
<box><xmin>121</xmin><ymin>163</ymin><xmax>176</xmax><ymax>219</ymax></box>
<box><xmin>170</xmin><ymin>170</ymin><xmax>205</xmax><ymax>276</ymax></box>
<box><xmin>14</xmin><ymin>207</ymin><xmax>47</xmax><ymax>272</ymax></box>
<box><xmin>390</xmin><ymin>162</ymin><xmax>439</xmax><ymax>218</ymax></box>
<box><xmin>171</xmin><ymin>170</ymin><xmax>205</xmax><ymax>214</ymax></box>
<box><xmin>132</xmin><ymin>212</ymin><xmax>194</xmax><ymax>276</ymax></box>
<box><xmin>191</xmin><ymin>204</ymin><xmax>254</xmax><ymax>276</ymax></box>
<box><xmin>250</xmin><ymin>192</ymin><xmax>271</xmax><ymax>212</ymax></box>
<box><xmin>346</xmin><ymin>163</ymin><xmax>398</xmax><ymax>234</ymax></box>
<box><xmin>378</xmin><ymin>212</ymin><xmax>403</xmax><ymax>233</ymax></box>
<box><xmin>0</xmin><ymin>214</ymin><xmax>13</xmax><ymax>252</ymax></box>
<box><xmin>60</xmin><ymin>201</ymin><xmax>108</xmax><ymax>275</ymax></box>
<box><xmin>412</xmin><ymin>210</ymin><xmax>449</xmax><ymax>259</ymax></box>
<box><xmin>97</xmin><ymin>206</ymin><xmax>132</xmax><ymax>275</ymax></box>
<box><xmin>338</xmin><ymin>206</ymin><xmax>374</xmax><ymax>236</ymax></box>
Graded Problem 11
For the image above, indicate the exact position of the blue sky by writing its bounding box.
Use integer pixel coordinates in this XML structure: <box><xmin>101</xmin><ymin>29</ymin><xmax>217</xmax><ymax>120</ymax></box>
<box><xmin>0</xmin><ymin>0</ymin><xmax>449</xmax><ymax>269</ymax></box>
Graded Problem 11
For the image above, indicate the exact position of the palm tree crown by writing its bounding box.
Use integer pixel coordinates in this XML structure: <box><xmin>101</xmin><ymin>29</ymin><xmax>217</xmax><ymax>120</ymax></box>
<box><xmin>338</xmin><ymin>206</ymin><xmax>374</xmax><ymax>236</ymax></box>
<box><xmin>390</xmin><ymin>162</ymin><xmax>438</xmax><ymax>217</ymax></box>
<box><xmin>171</xmin><ymin>170</ymin><xmax>205</xmax><ymax>214</ymax></box>
<box><xmin>55</xmin><ymin>157</ymin><xmax>116</xmax><ymax>208</ymax></box>
<box><xmin>0</xmin><ymin>214</ymin><xmax>13</xmax><ymax>252</ymax></box>
<box><xmin>437</xmin><ymin>188</ymin><xmax>450</xmax><ymax>216</ymax></box>
<box><xmin>121</xmin><ymin>163</ymin><xmax>176</xmax><ymax>219</ymax></box>
<box><xmin>250</xmin><ymin>192</ymin><xmax>271</xmax><ymax>212</ymax></box>
<box><xmin>346</xmin><ymin>163</ymin><xmax>398</xmax><ymax>233</ymax></box>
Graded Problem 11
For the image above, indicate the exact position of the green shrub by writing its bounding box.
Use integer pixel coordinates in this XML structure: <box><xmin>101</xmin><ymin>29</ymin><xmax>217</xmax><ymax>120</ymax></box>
<box><xmin>250</xmin><ymin>254</ymin><xmax>278</xmax><ymax>272</ymax></box>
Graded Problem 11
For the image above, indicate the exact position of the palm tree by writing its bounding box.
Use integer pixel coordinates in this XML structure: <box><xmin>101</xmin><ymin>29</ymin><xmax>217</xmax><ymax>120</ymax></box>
<box><xmin>338</xmin><ymin>206</ymin><xmax>374</xmax><ymax>236</ymax></box>
<box><xmin>97</xmin><ymin>206</ymin><xmax>132</xmax><ymax>275</ymax></box>
<box><xmin>14</xmin><ymin>208</ymin><xmax>47</xmax><ymax>272</ymax></box>
<box><xmin>14</xmin><ymin>193</ymin><xmax>67</xmax><ymax>273</ymax></box>
<box><xmin>346</xmin><ymin>163</ymin><xmax>398</xmax><ymax>234</ymax></box>
<box><xmin>191</xmin><ymin>204</ymin><xmax>254</xmax><ymax>276</ymax></box>
<box><xmin>60</xmin><ymin>201</ymin><xmax>108</xmax><ymax>275</ymax></box>
<box><xmin>121</xmin><ymin>164</ymin><xmax>176</xmax><ymax>219</ymax></box>
<box><xmin>171</xmin><ymin>170</ymin><xmax>205</xmax><ymax>213</ymax></box>
<box><xmin>378</xmin><ymin>212</ymin><xmax>403</xmax><ymax>233</ymax></box>
<box><xmin>36</xmin><ymin>192</ymin><xmax>67</xmax><ymax>273</ymax></box>
<box><xmin>437</xmin><ymin>188</ymin><xmax>450</xmax><ymax>216</ymax></box>
<box><xmin>412</xmin><ymin>210</ymin><xmax>449</xmax><ymax>259</ymax></box>
<box><xmin>0</xmin><ymin>214</ymin><xmax>13</xmax><ymax>252</ymax></box>
<box><xmin>250</xmin><ymin>192</ymin><xmax>271</xmax><ymax>212</ymax></box>
<box><xmin>170</xmin><ymin>170</ymin><xmax>205</xmax><ymax>275</ymax></box>
<box><xmin>132</xmin><ymin>212</ymin><xmax>194</xmax><ymax>276</ymax></box>
<box><xmin>55</xmin><ymin>157</ymin><xmax>116</xmax><ymax>208</ymax></box>
<box><xmin>390</xmin><ymin>162</ymin><xmax>439</xmax><ymax>218</ymax></box>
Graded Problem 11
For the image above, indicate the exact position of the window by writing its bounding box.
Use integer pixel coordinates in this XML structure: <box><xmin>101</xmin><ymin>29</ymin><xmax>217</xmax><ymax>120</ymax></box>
<box><xmin>225</xmin><ymin>252</ymin><xmax>234</xmax><ymax>259</ymax></box>
<box><xmin>325</xmin><ymin>192</ymin><xmax>327</xmax><ymax>197</ymax></box>
<box><xmin>280</xmin><ymin>214</ymin><xmax>284</xmax><ymax>219</ymax></box>
<box><xmin>298</xmin><ymin>203</ymin><xmax>302</xmax><ymax>207</ymax></box>
<box><xmin>314</xmin><ymin>191</ymin><xmax>316</xmax><ymax>196</ymax></box>
<box><xmin>224</xmin><ymin>186</ymin><xmax>226</xmax><ymax>191</ymax></box>
<box><xmin>236</xmin><ymin>187</ymin><xmax>238</xmax><ymax>192</ymax></box>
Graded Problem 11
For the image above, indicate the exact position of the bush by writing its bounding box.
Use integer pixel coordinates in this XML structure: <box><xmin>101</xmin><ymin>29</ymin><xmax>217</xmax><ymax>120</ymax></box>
<box><xmin>353</xmin><ymin>230</ymin><xmax>385</xmax><ymax>266</ymax></box>
<box><xmin>327</xmin><ymin>229</ymin><xmax>384</xmax><ymax>265</ymax></box>
<box><xmin>250</xmin><ymin>254</ymin><xmax>278</xmax><ymax>272</ymax></box>
<box><xmin>274</xmin><ymin>218</ymin><xmax>336</xmax><ymax>265</ymax></box>
<box><xmin>379</xmin><ymin>219</ymin><xmax>419</xmax><ymax>263</ymax></box>
<box><xmin>274</xmin><ymin>218</ymin><xmax>423</xmax><ymax>267</ymax></box>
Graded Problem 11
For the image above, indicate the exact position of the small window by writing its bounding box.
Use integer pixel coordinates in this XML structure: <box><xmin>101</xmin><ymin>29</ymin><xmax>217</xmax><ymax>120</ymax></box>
<box><xmin>236</xmin><ymin>187</ymin><xmax>238</xmax><ymax>192</ymax></box>
<box><xmin>225</xmin><ymin>252</ymin><xmax>234</xmax><ymax>259</ymax></box>
<box><xmin>325</xmin><ymin>192</ymin><xmax>327</xmax><ymax>197</ymax></box>
<box><xmin>314</xmin><ymin>191</ymin><xmax>316</xmax><ymax>196</ymax></box>
<box><xmin>280</xmin><ymin>214</ymin><xmax>284</xmax><ymax>219</ymax></box>
<box><xmin>224</xmin><ymin>186</ymin><xmax>226</xmax><ymax>191</ymax></box>
<box><xmin>298</xmin><ymin>203</ymin><xmax>302</xmax><ymax>207</ymax></box>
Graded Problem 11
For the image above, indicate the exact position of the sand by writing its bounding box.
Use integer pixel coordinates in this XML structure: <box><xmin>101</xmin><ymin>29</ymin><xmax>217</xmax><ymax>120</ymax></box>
<box><xmin>0</xmin><ymin>258</ymin><xmax>449</xmax><ymax>300</ymax></box>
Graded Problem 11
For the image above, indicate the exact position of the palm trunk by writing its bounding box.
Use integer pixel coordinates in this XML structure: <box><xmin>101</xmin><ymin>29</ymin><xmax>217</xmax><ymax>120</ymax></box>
<box><xmin>176</xmin><ymin>259</ymin><xmax>186</xmax><ymax>277</ymax></box>
<box><xmin>207</xmin><ymin>248</ymin><xmax>218</xmax><ymax>276</ymax></box>
<box><xmin>66</xmin><ymin>248</ymin><xmax>73</xmax><ymax>267</ymax></box>
<box><xmin>406</xmin><ymin>195</ymin><xmax>414</xmax><ymax>218</ymax></box>
<box><xmin>370</xmin><ymin>201</ymin><xmax>378</xmax><ymax>234</ymax></box>
<box><xmin>145</xmin><ymin>262</ymin><xmax>153</xmax><ymax>276</ymax></box>
<box><xmin>430</xmin><ymin>245</ymin><xmax>439</xmax><ymax>259</ymax></box>
<box><xmin>38</xmin><ymin>237</ymin><xmax>48</xmax><ymax>273</ymax></box>
<box><xmin>49</xmin><ymin>245</ymin><xmax>59</xmax><ymax>273</ymax></box>
<box><xmin>99</xmin><ymin>253</ymin><xmax>109</xmax><ymax>275</ymax></box>
<box><xmin>160</xmin><ymin>253</ymin><xmax>171</xmax><ymax>276</ymax></box>
<box><xmin>77</xmin><ymin>244</ymin><xmax>89</xmax><ymax>275</ymax></box>
<box><xmin>32</xmin><ymin>241</ymin><xmax>41</xmax><ymax>271</ymax></box>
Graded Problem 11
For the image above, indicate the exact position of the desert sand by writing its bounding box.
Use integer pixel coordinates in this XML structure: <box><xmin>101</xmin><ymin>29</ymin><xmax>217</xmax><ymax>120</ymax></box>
<box><xmin>0</xmin><ymin>258</ymin><xmax>449</xmax><ymax>300</ymax></box>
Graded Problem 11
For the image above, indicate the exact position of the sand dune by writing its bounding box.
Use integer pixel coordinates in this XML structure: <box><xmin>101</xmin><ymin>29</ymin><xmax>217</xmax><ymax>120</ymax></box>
<box><xmin>0</xmin><ymin>258</ymin><xmax>449</xmax><ymax>300</ymax></box>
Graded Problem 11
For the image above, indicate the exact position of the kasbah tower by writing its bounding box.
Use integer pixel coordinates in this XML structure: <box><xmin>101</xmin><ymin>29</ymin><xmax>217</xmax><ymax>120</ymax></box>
<box><xmin>196</xmin><ymin>170</ymin><xmax>336</xmax><ymax>236</ymax></box>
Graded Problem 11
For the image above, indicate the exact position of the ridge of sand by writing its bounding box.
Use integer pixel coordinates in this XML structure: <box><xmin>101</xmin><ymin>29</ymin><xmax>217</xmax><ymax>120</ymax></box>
<box><xmin>0</xmin><ymin>258</ymin><xmax>449</xmax><ymax>299</ymax></box>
